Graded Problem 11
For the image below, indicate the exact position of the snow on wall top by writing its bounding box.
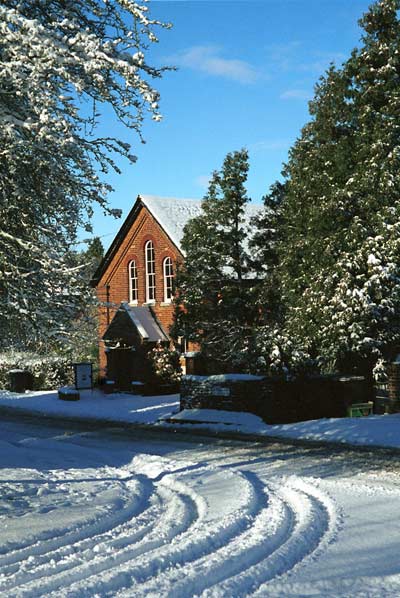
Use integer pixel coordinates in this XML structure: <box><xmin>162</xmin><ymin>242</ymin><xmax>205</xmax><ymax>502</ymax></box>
<box><xmin>139</xmin><ymin>194</ymin><xmax>262</xmax><ymax>253</ymax></box>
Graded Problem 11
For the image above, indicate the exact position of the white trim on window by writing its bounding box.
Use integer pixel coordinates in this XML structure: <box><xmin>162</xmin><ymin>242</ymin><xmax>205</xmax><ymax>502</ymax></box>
<box><xmin>145</xmin><ymin>240</ymin><xmax>156</xmax><ymax>303</ymax></box>
<box><xmin>128</xmin><ymin>260</ymin><xmax>138</xmax><ymax>304</ymax></box>
<box><xmin>163</xmin><ymin>256</ymin><xmax>174</xmax><ymax>303</ymax></box>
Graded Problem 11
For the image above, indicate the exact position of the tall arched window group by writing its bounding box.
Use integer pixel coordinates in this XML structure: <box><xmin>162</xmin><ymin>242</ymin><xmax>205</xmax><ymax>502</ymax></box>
<box><xmin>128</xmin><ymin>242</ymin><xmax>174</xmax><ymax>304</ymax></box>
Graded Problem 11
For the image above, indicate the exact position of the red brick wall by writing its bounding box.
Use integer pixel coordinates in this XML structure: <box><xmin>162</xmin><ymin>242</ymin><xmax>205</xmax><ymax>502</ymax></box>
<box><xmin>95</xmin><ymin>204</ymin><xmax>183</xmax><ymax>376</ymax></box>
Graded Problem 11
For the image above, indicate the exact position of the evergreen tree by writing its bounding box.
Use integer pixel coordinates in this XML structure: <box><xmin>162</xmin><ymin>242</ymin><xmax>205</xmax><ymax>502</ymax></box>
<box><xmin>250</xmin><ymin>181</ymin><xmax>286</xmax><ymax>323</ymax></box>
<box><xmin>84</xmin><ymin>237</ymin><xmax>105</xmax><ymax>278</ymax></box>
<box><xmin>277</xmin><ymin>0</ymin><xmax>400</xmax><ymax>374</ymax></box>
<box><xmin>0</xmin><ymin>1</ymin><xmax>169</xmax><ymax>351</ymax></box>
<box><xmin>173</xmin><ymin>149</ymin><xmax>260</xmax><ymax>370</ymax></box>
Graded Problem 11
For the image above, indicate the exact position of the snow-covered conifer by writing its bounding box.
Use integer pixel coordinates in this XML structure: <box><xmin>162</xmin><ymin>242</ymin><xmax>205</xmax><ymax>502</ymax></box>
<box><xmin>173</xmin><ymin>149</ymin><xmax>261</xmax><ymax>370</ymax></box>
<box><xmin>250</xmin><ymin>181</ymin><xmax>286</xmax><ymax>321</ymax></box>
<box><xmin>278</xmin><ymin>0</ymin><xmax>400</xmax><ymax>374</ymax></box>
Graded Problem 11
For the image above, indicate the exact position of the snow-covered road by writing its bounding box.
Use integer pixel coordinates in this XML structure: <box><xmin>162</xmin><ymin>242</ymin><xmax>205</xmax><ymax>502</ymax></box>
<box><xmin>1</xmin><ymin>419</ymin><xmax>400</xmax><ymax>597</ymax></box>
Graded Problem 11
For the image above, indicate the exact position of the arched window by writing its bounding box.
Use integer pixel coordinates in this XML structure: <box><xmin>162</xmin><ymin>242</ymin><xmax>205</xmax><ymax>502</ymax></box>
<box><xmin>145</xmin><ymin>240</ymin><xmax>156</xmax><ymax>302</ymax></box>
<box><xmin>163</xmin><ymin>257</ymin><xmax>174</xmax><ymax>303</ymax></box>
<box><xmin>128</xmin><ymin>260</ymin><xmax>138</xmax><ymax>304</ymax></box>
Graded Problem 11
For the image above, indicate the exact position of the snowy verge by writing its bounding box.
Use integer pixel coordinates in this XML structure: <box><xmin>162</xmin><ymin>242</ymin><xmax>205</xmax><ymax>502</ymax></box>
<box><xmin>166</xmin><ymin>408</ymin><xmax>400</xmax><ymax>450</ymax></box>
<box><xmin>0</xmin><ymin>389</ymin><xmax>180</xmax><ymax>425</ymax></box>
<box><xmin>0</xmin><ymin>388</ymin><xmax>400</xmax><ymax>450</ymax></box>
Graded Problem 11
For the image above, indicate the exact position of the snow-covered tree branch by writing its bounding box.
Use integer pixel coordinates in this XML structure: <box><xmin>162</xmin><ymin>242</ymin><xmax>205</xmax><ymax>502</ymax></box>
<box><xmin>0</xmin><ymin>0</ymin><xmax>170</xmax><ymax>350</ymax></box>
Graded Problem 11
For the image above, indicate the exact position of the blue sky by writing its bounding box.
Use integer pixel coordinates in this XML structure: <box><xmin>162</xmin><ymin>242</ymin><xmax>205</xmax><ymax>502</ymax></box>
<box><xmin>89</xmin><ymin>0</ymin><xmax>372</xmax><ymax>250</ymax></box>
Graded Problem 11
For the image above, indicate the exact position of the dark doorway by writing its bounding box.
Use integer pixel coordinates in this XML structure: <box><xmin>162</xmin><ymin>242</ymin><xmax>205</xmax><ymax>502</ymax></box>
<box><xmin>106</xmin><ymin>348</ymin><xmax>142</xmax><ymax>390</ymax></box>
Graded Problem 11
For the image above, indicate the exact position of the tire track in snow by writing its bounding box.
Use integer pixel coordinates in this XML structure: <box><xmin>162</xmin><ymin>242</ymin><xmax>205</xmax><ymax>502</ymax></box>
<box><xmin>251</xmin><ymin>570</ymin><xmax>400</xmax><ymax>598</ymax></box>
<box><xmin>0</xmin><ymin>481</ymin><xmax>159</xmax><ymax>592</ymax></box>
<box><xmin>0</xmin><ymin>436</ymin><xmax>341</xmax><ymax>598</ymax></box>
<box><xmin>203</xmin><ymin>476</ymin><xmax>340</xmax><ymax>597</ymax></box>
<box><xmin>0</xmin><ymin>473</ymin><xmax>155</xmax><ymax>590</ymax></box>
<box><xmin>47</xmin><ymin>469</ymin><xmax>268</xmax><ymax>598</ymax></box>
<box><xmin>123</xmin><ymin>471</ymin><xmax>294</xmax><ymax>598</ymax></box>
<box><xmin>6</xmin><ymin>478</ymin><xmax>201</xmax><ymax>598</ymax></box>
<box><xmin>126</xmin><ymin>474</ymin><xmax>335</xmax><ymax>598</ymax></box>
<box><xmin>0</xmin><ymin>471</ymin><xmax>148</xmax><ymax>565</ymax></box>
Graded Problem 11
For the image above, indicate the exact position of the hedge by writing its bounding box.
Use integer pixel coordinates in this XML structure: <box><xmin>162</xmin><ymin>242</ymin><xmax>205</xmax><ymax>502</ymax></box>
<box><xmin>0</xmin><ymin>352</ymin><xmax>73</xmax><ymax>391</ymax></box>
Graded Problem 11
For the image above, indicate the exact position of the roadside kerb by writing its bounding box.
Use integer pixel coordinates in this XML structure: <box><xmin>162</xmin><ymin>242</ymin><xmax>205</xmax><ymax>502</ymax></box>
<box><xmin>1</xmin><ymin>404</ymin><xmax>400</xmax><ymax>457</ymax></box>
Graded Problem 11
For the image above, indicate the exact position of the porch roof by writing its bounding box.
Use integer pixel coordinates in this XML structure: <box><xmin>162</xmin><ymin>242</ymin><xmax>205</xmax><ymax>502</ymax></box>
<box><xmin>102</xmin><ymin>303</ymin><xmax>169</xmax><ymax>344</ymax></box>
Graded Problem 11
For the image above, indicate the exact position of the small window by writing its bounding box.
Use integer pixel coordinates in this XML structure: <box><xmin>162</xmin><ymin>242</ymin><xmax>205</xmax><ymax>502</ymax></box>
<box><xmin>177</xmin><ymin>335</ymin><xmax>188</xmax><ymax>354</ymax></box>
<box><xmin>145</xmin><ymin>240</ymin><xmax>156</xmax><ymax>303</ymax></box>
<box><xmin>128</xmin><ymin>260</ymin><xmax>138</xmax><ymax>304</ymax></box>
<box><xmin>163</xmin><ymin>257</ymin><xmax>174</xmax><ymax>303</ymax></box>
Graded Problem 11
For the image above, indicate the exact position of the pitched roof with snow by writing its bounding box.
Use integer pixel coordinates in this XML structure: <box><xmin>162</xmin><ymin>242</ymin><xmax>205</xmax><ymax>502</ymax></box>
<box><xmin>103</xmin><ymin>303</ymin><xmax>169</xmax><ymax>343</ymax></box>
<box><xmin>140</xmin><ymin>194</ymin><xmax>262</xmax><ymax>253</ymax></box>
<box><xmin>140</xmin><ymin>195</ymin><xmax>203</xmax><ymax>252</ymax></box>
<box><xmin>91</xmin><ymin>194</ymin><xmax>262</xmax><ymax>286</ymax></box>
<box><xmin>123</xmin><ymin>304</ymin><xmax>169</xmax><ymax>342</ymax></box>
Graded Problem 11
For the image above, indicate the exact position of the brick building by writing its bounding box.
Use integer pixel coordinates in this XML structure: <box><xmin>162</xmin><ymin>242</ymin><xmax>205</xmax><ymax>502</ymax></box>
<box><xmin>91</xmin><ymin>194</ymin><xmax>202</xmax><ymax>378</ymax></box>
<box><xmin>91</xmin><ymin>194</ymin><xmax>260</xmax><ymax>381</ymax></box>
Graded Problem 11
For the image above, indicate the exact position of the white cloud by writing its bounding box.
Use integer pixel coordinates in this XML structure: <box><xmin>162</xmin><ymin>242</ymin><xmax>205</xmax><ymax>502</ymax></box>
<box><xmin>298</xmin><ymin>51</ymin><xmax>347</xmax><ymax>74</ymax></box>
<box><xmin>280</xmin><ymin>89</ymin><xmax>311</xmax><ymax>101</ymax></box>
<box><xmin>266</xmin><ymin>41</ymin><xmax>303</xmax><ymax>72</ymax></box>
<box><xmin>249</xmin><ymin>140</ymin><xmax>291</xmax><ymax>153</ymax></box>
<box><xmin>171</xmin><ymin>45</ymin><xmax>260</xmax><ymax>84</ymax></box>
<box><xmin>195</xmin><ymin>174</ymin><xmax>211</xmax><ymax>190</ymax></box>
<box><xmin>265</xmin><ymin>43</ymin><xmax>346</xmax><ymax>76</ymax></box>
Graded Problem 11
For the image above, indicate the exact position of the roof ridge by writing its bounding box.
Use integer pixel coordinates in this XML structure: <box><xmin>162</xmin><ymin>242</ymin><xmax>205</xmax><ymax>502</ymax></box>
<box><xmin>91</xmin><ymin>194</ymin><xmax>263</xmax><ymax>286</ymax></box>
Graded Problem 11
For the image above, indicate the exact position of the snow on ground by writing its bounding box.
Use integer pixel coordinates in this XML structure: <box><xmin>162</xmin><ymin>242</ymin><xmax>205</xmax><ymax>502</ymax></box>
<box><xmin>2</xmin><ymin>418</ymin><xmax>400</xmax><ymax>597</ymax></box>
<box><xmin>0</xmin><ymin>389</ymin><xmax>180</xmax><ymax>425</ymax></box>
<box><xmin>1</xmin><ymin>388</ymin><xmax>400</xmax><ymax>450</ymax></box>
<box><xmin>170</xmin><ymin>408</ymin><xmax>400</xmax><ymax>449</ymax></box>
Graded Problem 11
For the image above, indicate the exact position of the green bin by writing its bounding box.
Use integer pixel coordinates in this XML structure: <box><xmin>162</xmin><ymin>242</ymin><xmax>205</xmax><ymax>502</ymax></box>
<box><xmin>347</xmin><ymin>401</ymin><xmax>373</xmax><ymax>417</ymax></box>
